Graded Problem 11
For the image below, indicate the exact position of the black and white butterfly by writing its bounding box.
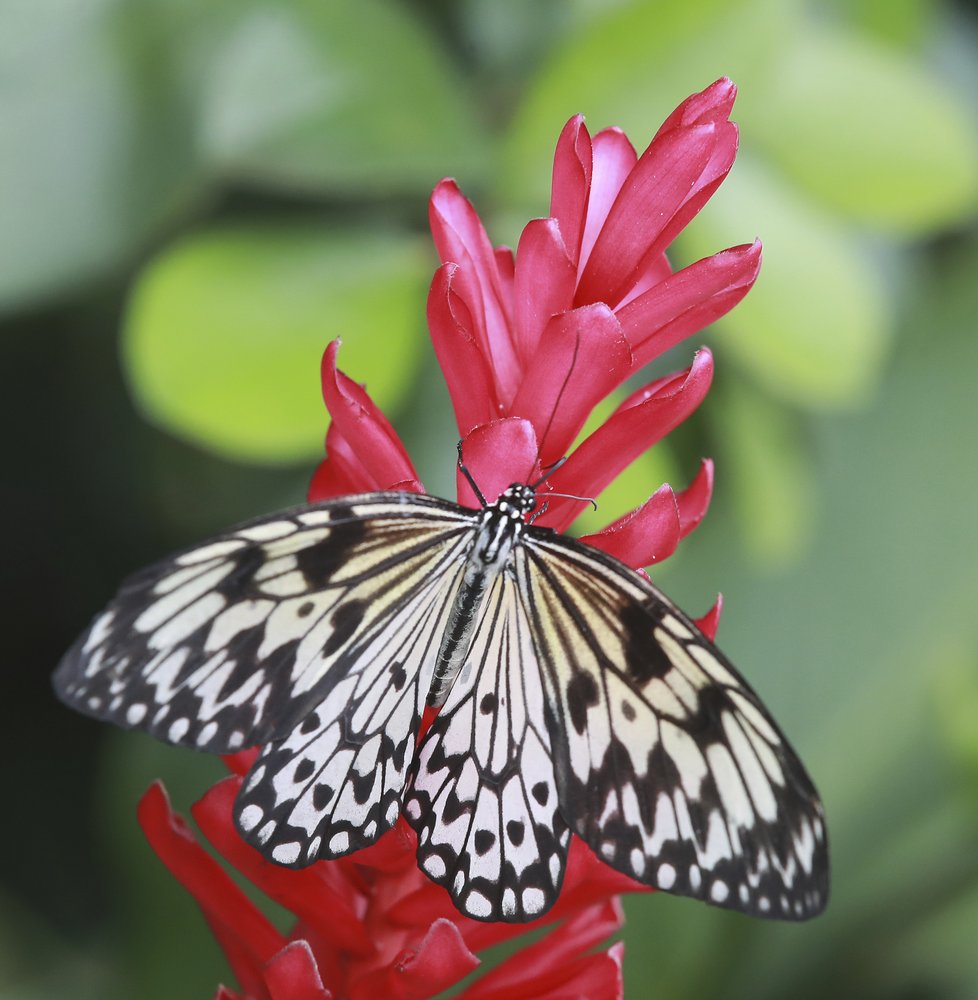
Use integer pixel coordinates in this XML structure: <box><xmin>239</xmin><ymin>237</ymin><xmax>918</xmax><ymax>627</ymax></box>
<box><xmin>54</xmin><ymin>466</ymin><xmax>828</xmax><ymax>923</ymax></box>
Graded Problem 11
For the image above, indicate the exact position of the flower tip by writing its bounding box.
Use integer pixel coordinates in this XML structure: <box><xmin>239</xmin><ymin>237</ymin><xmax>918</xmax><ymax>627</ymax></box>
<box><xmin>695</xmin><ymin>593</ymin><xmax>724</xmax><ymax>641</ymax></box>
<box><xmin>320</xmin><ymin>339</ymin><xmax>342</xmax><ymax>377</ymax></box>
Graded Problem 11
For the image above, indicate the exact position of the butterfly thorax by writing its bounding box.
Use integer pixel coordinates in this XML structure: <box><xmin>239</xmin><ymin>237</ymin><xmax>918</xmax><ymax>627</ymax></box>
<box><xmin>426</xmin><ymin>484</ymin><xmax>534</xmax><ymax>707</ymax></box>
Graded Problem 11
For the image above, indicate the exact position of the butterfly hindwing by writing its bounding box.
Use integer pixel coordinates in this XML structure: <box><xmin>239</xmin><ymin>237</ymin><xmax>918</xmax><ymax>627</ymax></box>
<box><xmin>406</xmin><ymin>558</ymin><xmax>569</xmax><ymax>922</ymax></box>
<box><xmin>234</xmin><ymin>528</ymin><xmax>474</xmax><ymax>865</ymax></box>
<box><xmin>521</xmin><ymin>529</ymin><xmax>829</xmax><ymax>920</ymax></box>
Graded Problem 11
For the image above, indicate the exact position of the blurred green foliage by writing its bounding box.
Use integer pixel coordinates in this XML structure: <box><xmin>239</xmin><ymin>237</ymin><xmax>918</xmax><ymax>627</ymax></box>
<box><xmin>2</xmin><ymin>0</ymin><xmax>977</xmax><ymax>998</ymax></box>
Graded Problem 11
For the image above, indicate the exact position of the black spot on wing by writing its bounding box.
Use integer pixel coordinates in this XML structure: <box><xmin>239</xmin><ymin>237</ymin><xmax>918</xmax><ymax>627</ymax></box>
<box><xmin>313</xmin><ymin>783</ymin><xmax>334</xmax><ymax>811</ymax></box>
<box><xmin>390</xmin><ymin>662</ymin><xmax>407</xmax><ymax>692</ymax></box>
<box><xmin>218</xmin><ymin>546</ymin><xmax>266</xmax><ymax>596</ymax></box>
<box><xmin>566</xmin><ymin>671</ymin><xmax>599</xmax><ymax>735</ymax></box>
<box><xmin>300</xmin><ymin>712</ymin><xmax>321</xmax><ymax>735</ymax></box>
<box><xmin>622</xmin><ymin>601</ymin><xmax>674</xmax><ymax>685</ymax></box>
<box><xmin>295</xmin><ymin>512</ymin><xmax>364</xmax><ymax>589</ymax></box>
<box><xmin>474</xmin><ymin>830</ymin><xmax>496</xmax><ymax>855</ymax></box>
<box><xmin>323</xmin><ymin>600</ymin><xmax>366</xmax><ymax>656</ymax></box>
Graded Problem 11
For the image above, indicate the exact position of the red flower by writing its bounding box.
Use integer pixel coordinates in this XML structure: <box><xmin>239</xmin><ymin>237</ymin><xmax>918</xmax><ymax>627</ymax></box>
<box><xmin>140</xmin><ymin>78</ymin><xmax>755</xmax><ymax>998</ymax></box>
<box><xmin>421</xmin><ymin>76</ymin><xmax>759</xmax><ymax>544</ymax></box>
<box><xmin>140</xmin><ymin>769</ymin><xmax>635</xmax><ymax>1000</ymax></box>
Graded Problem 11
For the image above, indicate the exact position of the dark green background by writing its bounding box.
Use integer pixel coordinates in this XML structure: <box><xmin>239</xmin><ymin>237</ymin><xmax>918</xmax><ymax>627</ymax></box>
<box><xmin>3</xmin><ymin>1</ymin><xmax>978</xmax><ymax>997</ymax></box>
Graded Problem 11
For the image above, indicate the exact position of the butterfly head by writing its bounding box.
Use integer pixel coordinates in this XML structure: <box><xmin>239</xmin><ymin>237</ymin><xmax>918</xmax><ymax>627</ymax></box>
<box><xmin>495</xmin><ymin>483</ymin><xmax>538</xmax><ymax>519</ymax></box>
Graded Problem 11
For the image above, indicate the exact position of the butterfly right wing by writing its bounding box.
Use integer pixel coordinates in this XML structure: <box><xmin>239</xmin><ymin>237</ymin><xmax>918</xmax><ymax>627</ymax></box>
<box><xmin>405</xmin><ymin>559</ymin><xmax>570</xmax><ymax>922</ymax></box>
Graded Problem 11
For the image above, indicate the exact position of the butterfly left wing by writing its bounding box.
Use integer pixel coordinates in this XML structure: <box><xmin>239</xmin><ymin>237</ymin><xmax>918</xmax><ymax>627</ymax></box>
<box><xmin>54</xmin><ymin>495</ymin><xmax>474</xmax><ymax>754</ymax></box>
<box><xmin>405</xmin><ymin>561</ymin><xmax>569</xmax><ymax>922</ymax></box>
<box><xmin>520</xmin><ymin>529</ymin><xmax>829</xmax><ymax>921</ymax></box>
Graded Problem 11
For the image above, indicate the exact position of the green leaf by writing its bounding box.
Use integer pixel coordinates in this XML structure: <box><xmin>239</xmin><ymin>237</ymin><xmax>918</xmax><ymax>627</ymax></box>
<box><xmin>123</xmin><ymin>225</ymin><xmax>431</xmax><ymax>464</ymax></box>
<box><xmin>199</xmin><ymin>0</ymin><xmax>487</xmax><ymax>194</ymax></box>
<box><xmin>707</xmin><ymin>377</ymin><xmax>815</xmax><ymax>569</ymax></box>
<box><xmin>742</xmin><ymin>22</ymin><xmax>978</xmax><ymax>233</ymax></box>
<box><xmin>681</xmin><ymin>155</ymin><xmax>891</xmax><ymax>407</ymax></box>
<box><xmin>0</xmin><ymin>0</ymin><xmax>204</xmax><ymax>312</ymax></box>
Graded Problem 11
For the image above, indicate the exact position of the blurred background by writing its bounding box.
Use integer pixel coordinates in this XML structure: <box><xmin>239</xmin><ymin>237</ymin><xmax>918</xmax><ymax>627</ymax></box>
<box><xmin>3</xmin><ymin>0</ymin><xmax>978</xmax><ymax>997</ymax></box>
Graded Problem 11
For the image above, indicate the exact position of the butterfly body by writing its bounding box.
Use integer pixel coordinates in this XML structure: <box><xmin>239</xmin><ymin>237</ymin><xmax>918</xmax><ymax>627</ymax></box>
<box><xmin>55</xmin><ymin>483</ymin><xmax>829</xmax><ymax>923</ymax></box>
<box><xmin>430</xmin><ymin>484</ymin><xmax>532</xmax><ymax>707</ymax></box>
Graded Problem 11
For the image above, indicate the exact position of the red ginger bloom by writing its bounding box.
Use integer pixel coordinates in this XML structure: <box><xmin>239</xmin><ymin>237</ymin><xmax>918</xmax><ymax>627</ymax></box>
<box><xmin>139</xmin><ymin>78</ymin><xmax>753</xmax><ymax>999</ymax></box>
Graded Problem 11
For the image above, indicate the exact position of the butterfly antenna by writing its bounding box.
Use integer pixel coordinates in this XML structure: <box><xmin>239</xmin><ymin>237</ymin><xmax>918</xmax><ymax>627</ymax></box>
<box><xmin>544</xmin><ymin>490</ymin><xmax>598</xmax><ymax>511</ymax></box>
<box><xmin>456</xmin><ymin>441</ymin><xmax>488</xmax><ymax>507</ymax></box>
<box><xmin>529</xmin><ymin>455</ymin><xmax>567</xmax><ymax>489</ymax></box>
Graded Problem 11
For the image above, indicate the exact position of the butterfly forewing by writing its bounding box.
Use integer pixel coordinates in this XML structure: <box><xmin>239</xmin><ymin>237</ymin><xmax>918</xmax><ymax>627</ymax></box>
<box><xmin>406</xmin><ymin>557</ymin><xmax>569</xmax><ymax>922</ymax></box>
<box><xmin>54</xmin><ymin>494</ymin><xmax>476</xmax><ymax>755</ymax></box>
<box><xmin>521</xmin><ymin>529</ymin><xmax>829</xmax><ymax>920</ymax></box>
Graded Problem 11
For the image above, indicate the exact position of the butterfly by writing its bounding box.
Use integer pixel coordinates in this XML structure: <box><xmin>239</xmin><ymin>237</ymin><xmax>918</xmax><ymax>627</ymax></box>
<box><xmin>54</xmin><ymin>461</ymin><xmax>829</xmax><ymax>924</ymax></box>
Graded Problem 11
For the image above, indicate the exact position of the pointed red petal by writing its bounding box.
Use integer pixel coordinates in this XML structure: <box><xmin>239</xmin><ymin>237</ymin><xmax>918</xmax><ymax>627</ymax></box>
<box><xmin>456</xmin><ymin>419</ymin><xmax>540</xmax><ymax>507</ymax></box>
<box><xmin>460</xmin><ymin>901</ymin><xmax>622</xmax><ymax>1000</ymax></box>
<box><xmin>311</xmin><ymin>341</ymin><xmax>420</xmax><ymax>500</ymax></box>
<box><xmin>137</xmin><ymin>782</ymin><xmax>285</xmax><ymax>997</ymax></box>
<box><xmin>617</xmin><ymin>241</ymin><xmax>761</xmax><ymax>367</ymax></box>
<box><xmin>541</xmin><ymin>350</ymin><xmax>714</xmax><ymax>531</ymax></box>
<box><xmin>264</xmin><ymin>940</ymin><xmax>332</xmax><ymax>1000</ymax></box>
<box><xmin>347</xmin><ymin>919</ymin><xmax>479</xmax><ymax>1000</ymax></box>
<box><xmin>676</xmin><ymin>458</ymin><xmax>714</xmax><ymax>538</ymax></box>
<box><xmin>695</xmin><ymin>593</ymin><xmax>724</xmax><ymax>640</ymax></box>
<box><xmin>579</xmin><ymin>484</ymin><xmax>682</xmax><ymax>569</ymax></box>
<box><xmin>549</xmin><ymin>115</ymin><xmax>592</xmax><ymax>268</ymax></box>
<box><xmin>578</xmin><ymin>128</ymin><xmax>637</xmax><ymax>277</ymax></box>
<box><xmin>510</xmin><ymin>303</ymin><xmax>631</xmax><ymax>464</ymax></box>
<box><xmin>512</xmin><ymin>218</ymin><xmax>576</xmax><ymax>359</ymax></box>
<box><xmin>576</xmin><ymin>123</ymin><xmax>717</xmax><ymax>308</ymax></box>
<box><xmin>654</xmin><ymin>77</ymin><xmax>737</xmax><ymax>137</ymax></box>
<box><xmin>429</xmin><ymin>180</ymin><xmax>521</xmax><ymax>403</ymax></box>
<box><xmin>427</xmin><ymin>263</ymin><xmax>499</xmax><ymax>434</ymax></box>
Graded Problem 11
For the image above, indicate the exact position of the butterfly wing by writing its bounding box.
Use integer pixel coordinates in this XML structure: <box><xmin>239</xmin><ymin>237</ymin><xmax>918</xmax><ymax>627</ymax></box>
<box><xmin>521</xmin><ymin>529</ymin><xmax>829</xmax><ymax>920</ymax></box>
<box><xmin>54</xmin><ymin>494</ymin><xmax>479</xmax><ymax>860</ymax></box>
<box><xmin>405</xmin><ymin>557</ymin><xmax>569</xmax><ymax>922</ymax></box>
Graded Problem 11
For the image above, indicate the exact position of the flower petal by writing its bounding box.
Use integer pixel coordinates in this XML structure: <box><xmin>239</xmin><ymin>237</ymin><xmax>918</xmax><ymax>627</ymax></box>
<box><xmin>429</xmin><ymin>180</ymin><xmax>521</xmax><ymax>402</ymax></box>
<box><xmin>654</xmin><ymin>76</ymin><xmax>737</xmax><ymax>139</ymax></box>
<box><xmin>576</xmin><ymin>122</ymin><xmax>717</xmax><ymax>308</ymax></box>
<box><xmin>460</xmin><ymin>900</ymin><xmax>622</xmax><ymax>1000</ymax></box>
<box><xmin>457</xmin><ymin>419</ymin><xmax>540</xmax><ymax>507</ymax></box>
<box><xmin>695</xmin><ymin>593</ymin><xmax>723</xmax><ymax>641</ymax></box>
<box><xmin>646</xmin><ymin>78</ymin><xmax>740</xmax><ymax>255</ymax></box>
<box><xmin>549</xmin><ymin>115</ymin><xmax>592</xmax><ymax>268</ymax></box>
<box><xmin>512</xmin><ymin>218</ymin><xmax>577</xmax><ymax>359</ymax></box>
<box><xmin>264</xmin><ymin>940</ymin><xmax>332</xmax><ymax>1000</ymax></box>
<box><xmin>579</xmin><ymin>484</ymin><xmax>682</xmax><ymax>569</ymax></box>
<box><xmin>677</xmin><ymin>458</ymin><xmax>714</xmax><ymax>538</ymax></box>
<box><xmin>541</xmin><ymin>350</ymin><xmax>714</xmax><ymax>531</ymax></box>
<box><xmin>617</xmin><ymin>242</ymin><xmax>761</xmax><ymax>368</ymax></box>
<box><xmin>427</xmin><ymin>263</ymin><xmax>499</xmax><ymax>434</ymax></box>
<box><xmin>137</xmin><ymin>782</ymin><xmax>285</xmax><ymax>998</ymax></box>
<box><xmin>510</xmin><ymin>303</ymin><xmax>632</xmax><ymax>464</ymax></box>
<box><xmin>577</xmin><ymin>127</ymin><xmax>638</xmax><ymax>280</ymax></box>
<box><xmin>310</xmin><ymin>341</ymin><xmax>421</xmax><ymax>500</ymax></box>
<box><xmin>348</xmin><ymin>918</ymin><xmax>479</xmax><ymax>1000</ymax></box>
<box><xmin>191</xmin><ymin>777</ymin><xmax>373</xmax><ymax>957</ymax></box>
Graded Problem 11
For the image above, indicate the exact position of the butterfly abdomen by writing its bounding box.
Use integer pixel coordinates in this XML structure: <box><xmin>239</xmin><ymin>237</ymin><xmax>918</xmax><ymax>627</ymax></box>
<box><xmin>427</xmin><ymin>506</ymin><xmax>523</xmax><ymax>707</ymax></box>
